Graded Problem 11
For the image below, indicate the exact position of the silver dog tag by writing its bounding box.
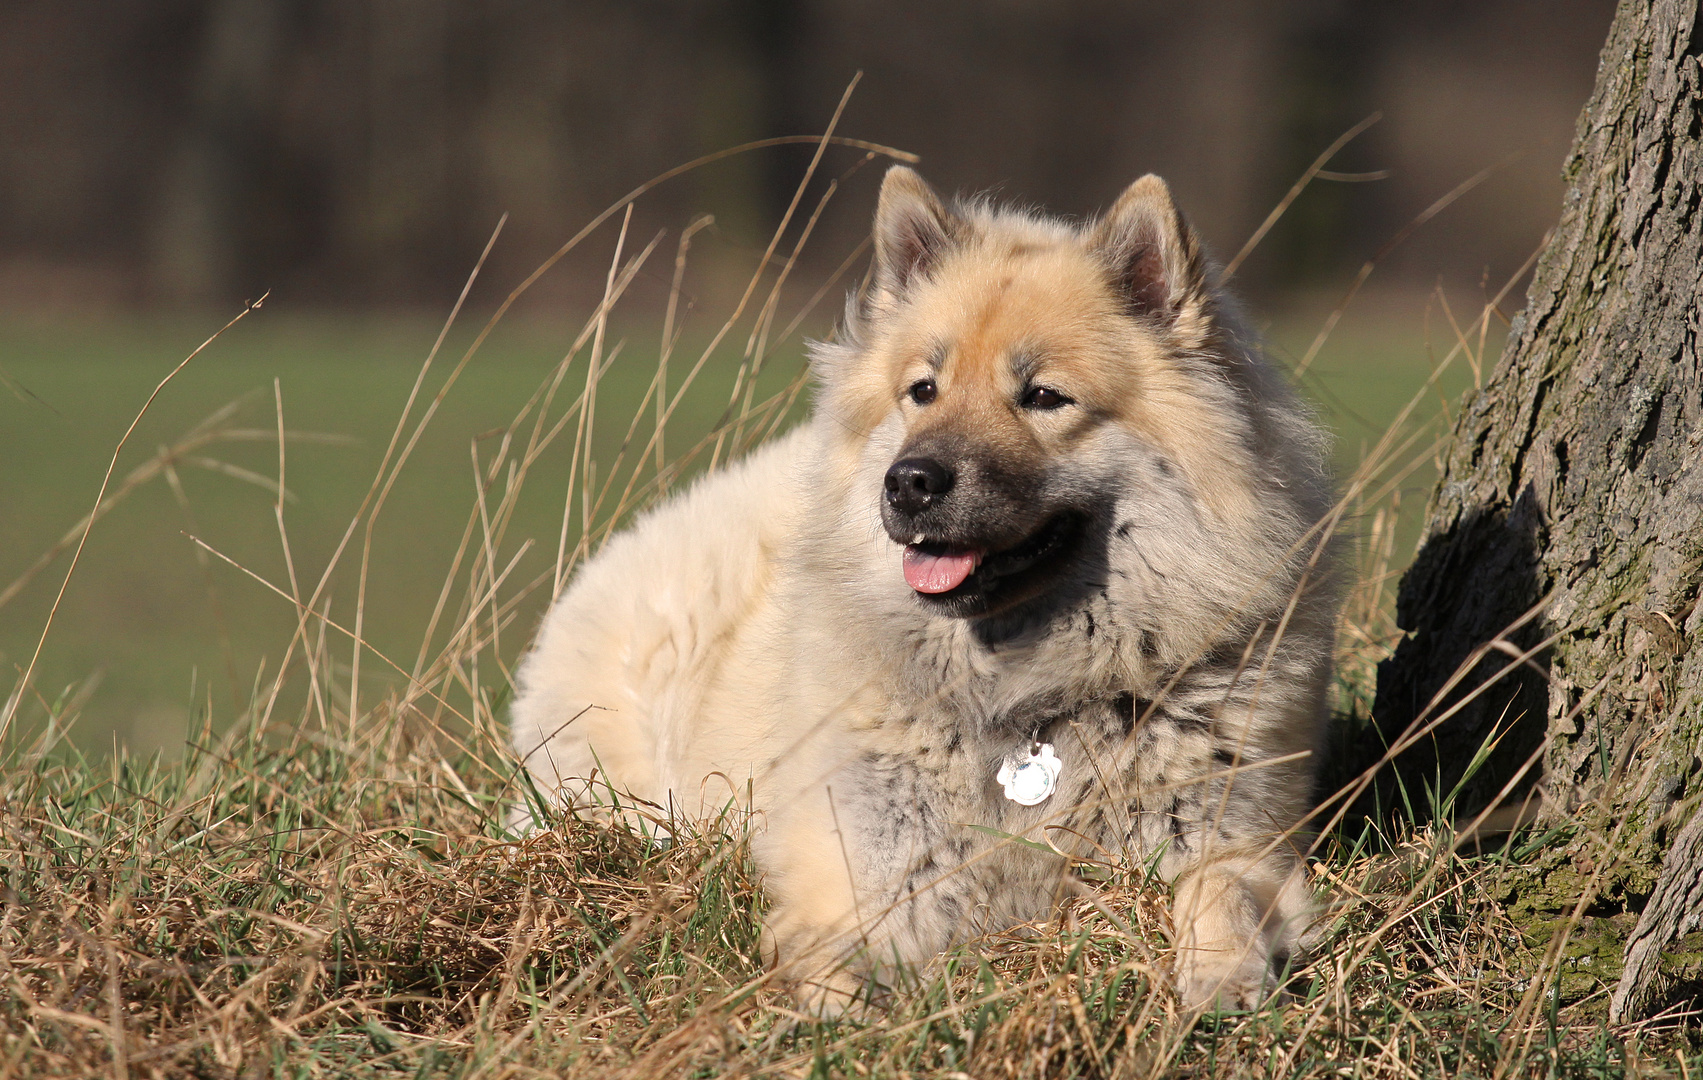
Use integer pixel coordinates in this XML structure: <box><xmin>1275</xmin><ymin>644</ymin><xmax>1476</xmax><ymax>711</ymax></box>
<box><xmin>997</xmin><ymin>742</ymin><xmax>1061</xmax><ymax>805</ymax></box>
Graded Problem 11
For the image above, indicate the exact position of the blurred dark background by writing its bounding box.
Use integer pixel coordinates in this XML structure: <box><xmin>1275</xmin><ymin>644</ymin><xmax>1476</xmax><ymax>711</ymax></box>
<box><xmin>0</xmin><ymin>0</ymin><xmax>1622</xmax><ymax>751</ymax></box>
<box><xmin>0</xmin><ymin>0</ymin><xmax>1615</xmax><ymax>315</ymax></box>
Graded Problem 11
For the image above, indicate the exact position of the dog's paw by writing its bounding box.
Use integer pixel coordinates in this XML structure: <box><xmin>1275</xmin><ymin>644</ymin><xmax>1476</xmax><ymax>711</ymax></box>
<box><xmin>760</xmin><ymin>915</ymin><xmax>879</xmax><ymax>1020</ymax></box>
<box><xmin>787</xmin><ymin>967</ymin><xmax>879</xmax><ymax>1020</ymax></box>
<box><xmin>1168</xmin><ymin>858</ymin><xmax>1310</xmax><ymax>1014</ymax></box>
<box><xmin>1174</xmin><ymin>950</ymin><xmax>1279</xmax><ymax>1014</ymax></box>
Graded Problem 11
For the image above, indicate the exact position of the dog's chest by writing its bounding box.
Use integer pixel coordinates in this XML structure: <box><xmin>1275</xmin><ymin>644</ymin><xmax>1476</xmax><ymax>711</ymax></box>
<box><xmin>845</xmin><ymin>686</ymin><xmax>1216</xmax><ymax>872</ymax></box>
<box><xmin>827</xmin><ymin>600</ymin><xmax>1226</xmax><ymax>921</ymax></box>
<box><xmin>842</xmin><ymin>692</ymin><xmax>1102</xmax><ymax>853</ymax></box>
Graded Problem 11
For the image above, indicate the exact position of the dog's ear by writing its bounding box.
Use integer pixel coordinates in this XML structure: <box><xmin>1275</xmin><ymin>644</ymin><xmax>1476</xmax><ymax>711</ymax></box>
<box><xmin>872</xmin><ymin>166</ymin><xmax>959</xmax><ymax>301</ymax></box>
<box><xmin>1090</xmin><ymin>175</ymin><xmax>1210</xmax><ymax>327</ymax></box>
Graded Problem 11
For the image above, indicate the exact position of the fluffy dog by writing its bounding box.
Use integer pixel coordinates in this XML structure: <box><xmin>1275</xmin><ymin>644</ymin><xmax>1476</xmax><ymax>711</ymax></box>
<box><xmin>509</xmin><ymin>165</ymin><xmax>1339</xmax><ymax>1012</ymax></box>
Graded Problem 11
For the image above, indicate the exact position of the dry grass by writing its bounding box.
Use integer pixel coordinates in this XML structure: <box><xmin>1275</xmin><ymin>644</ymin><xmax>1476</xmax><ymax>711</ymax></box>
<box><xmin>2</xmin><ymin>121</ymin><xmax>1698</xmax><ymax>1078</ymax></box>
<box><xmin>1</xmin><ymin>719</ymin><xmax>1691</xmax><ymax>1078</ymax></box>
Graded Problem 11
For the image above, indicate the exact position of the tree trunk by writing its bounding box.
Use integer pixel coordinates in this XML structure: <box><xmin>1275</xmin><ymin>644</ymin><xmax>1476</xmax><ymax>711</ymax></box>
<box><xmin>1374</xmin><ymin>0</ymin><xmax>1703</xmax><ymax>1022</ymax></box>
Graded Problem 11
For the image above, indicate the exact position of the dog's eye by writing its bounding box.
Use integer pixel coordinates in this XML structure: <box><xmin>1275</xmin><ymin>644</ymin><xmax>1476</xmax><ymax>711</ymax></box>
<box><xmin>1021</xmin><ymin>385</ymin><xmax>1072</xmax><ymax>410</ymax></box>
<box><xmin>908</xmin><ymin>379</ymin><xmax>938</xmax><ymax>405</ymax></box>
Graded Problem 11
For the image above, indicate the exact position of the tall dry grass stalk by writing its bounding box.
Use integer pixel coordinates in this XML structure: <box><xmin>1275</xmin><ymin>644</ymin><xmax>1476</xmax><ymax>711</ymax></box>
<box><xmin>0</xmin><ymin>112</ymin><xmax>1694</xmax><ymax>1078</ymax></box>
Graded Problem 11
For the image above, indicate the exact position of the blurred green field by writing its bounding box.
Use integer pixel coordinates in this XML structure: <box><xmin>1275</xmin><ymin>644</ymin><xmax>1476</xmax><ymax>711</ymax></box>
<box><xmin>0</xmin><ymin>298</ymin><xmax>1490</xmax><ymax>753</ymax></box>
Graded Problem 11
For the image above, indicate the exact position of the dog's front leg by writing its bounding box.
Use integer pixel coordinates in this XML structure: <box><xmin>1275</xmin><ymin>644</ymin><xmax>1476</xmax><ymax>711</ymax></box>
<box><xmin>755</xmin><ymin>784</ymin><xmax>885</xmax><ymax>1016</ymax></box>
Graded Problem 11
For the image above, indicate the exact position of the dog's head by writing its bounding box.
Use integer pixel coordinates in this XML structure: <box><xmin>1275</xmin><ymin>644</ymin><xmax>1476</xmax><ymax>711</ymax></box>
<box><xmin>817</xmin><ymin>166</ymin><xmax>1271</xmax><ymax>620</ymax></box>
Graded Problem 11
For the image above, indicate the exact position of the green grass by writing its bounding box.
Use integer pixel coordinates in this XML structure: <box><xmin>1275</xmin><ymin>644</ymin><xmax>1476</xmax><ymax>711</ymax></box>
<box><xmin>1</xmin><ymin>298</ymin><xmax>1476</xmax><ymax>754</ymax></box>
<box><xmin>0</xmin><ymin>310</ymin><xmax>810</xmax><ymax>752</ymax></box>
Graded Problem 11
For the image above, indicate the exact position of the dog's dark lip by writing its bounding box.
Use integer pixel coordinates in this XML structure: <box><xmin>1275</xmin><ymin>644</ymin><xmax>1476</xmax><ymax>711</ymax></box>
<box><xmin>904</xmin><ymin>538</ymin><xmax>979</xmax><ymax>560</ymax></box>
<box><xmin>906</xmin><ymin>512</ymin><xmax>1084</xmax><ymax>603</ymax></box>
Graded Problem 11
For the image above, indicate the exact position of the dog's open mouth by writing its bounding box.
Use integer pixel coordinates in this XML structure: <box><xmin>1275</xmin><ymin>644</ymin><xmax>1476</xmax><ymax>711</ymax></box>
<box><xmin>901</xmin><ymin>513</ymin><xmax>1083</xmax><ymax>604</ymax></box>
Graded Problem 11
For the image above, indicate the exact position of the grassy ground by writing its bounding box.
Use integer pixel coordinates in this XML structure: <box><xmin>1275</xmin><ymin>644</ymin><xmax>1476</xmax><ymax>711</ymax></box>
<box><xmin>3</xmin><ymin>702</ymin><xmax>1693</xmax><ymax>1079</ymax></box>
<box><xmin>8</xmin><ymin>184</ymin><xmax>1692</xmax><ymax>1075</ymax></box>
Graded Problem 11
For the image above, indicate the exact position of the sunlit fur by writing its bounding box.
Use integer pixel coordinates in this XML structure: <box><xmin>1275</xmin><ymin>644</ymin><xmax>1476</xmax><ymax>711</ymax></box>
<box><xmin>509</xmin><ymin>166</ymin><xmax>1340</xmax><ymax>1013</ymax></box>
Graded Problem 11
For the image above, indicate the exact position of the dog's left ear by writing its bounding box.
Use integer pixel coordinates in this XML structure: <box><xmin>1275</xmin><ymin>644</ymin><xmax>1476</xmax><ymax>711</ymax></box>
<box><xmin>1090</xmin><ymin>175</ymin><xmax>1210</xmax><ymax>328</ymax></box>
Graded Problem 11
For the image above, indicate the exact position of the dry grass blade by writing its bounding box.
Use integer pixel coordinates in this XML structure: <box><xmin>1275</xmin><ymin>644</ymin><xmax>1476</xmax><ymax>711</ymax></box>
<box><xmin>1218</xmin><ymin>111</ymin><xmax>1383</xmax><ymax>285</ymax></box>
<box><xmin>2</xmin><ymin>294</ymin><xmax>266</xmax><ymax>744</ymax></box>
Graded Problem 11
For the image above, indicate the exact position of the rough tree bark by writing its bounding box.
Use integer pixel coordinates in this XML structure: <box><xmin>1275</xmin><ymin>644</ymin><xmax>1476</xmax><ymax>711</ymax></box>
<box><xmin>1374</xmin><ymin>0</ymin><xmax>1702</xmax><ymax>1022</ymax></box>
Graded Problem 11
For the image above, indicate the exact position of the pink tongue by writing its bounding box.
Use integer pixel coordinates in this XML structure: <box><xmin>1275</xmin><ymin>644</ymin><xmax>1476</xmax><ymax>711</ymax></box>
<box><xmin>903</xmin><ymin>545</ymin><xmax>981</xmax><ymax>594</ymax></box>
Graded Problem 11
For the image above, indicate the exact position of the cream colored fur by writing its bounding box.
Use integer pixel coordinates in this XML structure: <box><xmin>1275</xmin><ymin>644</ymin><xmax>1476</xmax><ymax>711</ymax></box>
<box><xmin>509</xmin><ymin>166</ymin><xmax>1339</xmax><ymax>1013</ymax></box>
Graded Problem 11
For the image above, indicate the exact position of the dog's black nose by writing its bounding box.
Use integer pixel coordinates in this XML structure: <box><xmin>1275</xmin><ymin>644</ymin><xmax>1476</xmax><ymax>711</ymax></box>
<box><xmin>884</xmin><ymin>457</ymin><xmax>955</xmax><ymax>514</ymax></box>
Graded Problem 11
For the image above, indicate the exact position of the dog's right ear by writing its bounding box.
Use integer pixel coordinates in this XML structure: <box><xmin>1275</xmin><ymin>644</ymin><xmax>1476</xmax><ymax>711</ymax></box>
<box><xmin>872</xmin><ymin>166</ymin><xmax>958</xmax><ymax>302</ymax></box>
